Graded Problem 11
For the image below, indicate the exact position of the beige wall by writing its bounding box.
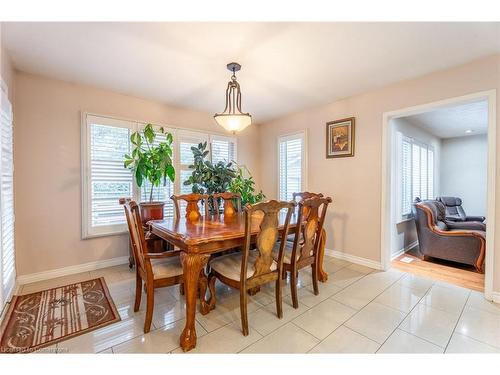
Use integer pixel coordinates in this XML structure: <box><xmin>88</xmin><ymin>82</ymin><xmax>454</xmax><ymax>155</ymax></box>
<box><xmin>13</xmin><ymin>72</ymin><xmax>260</xmax><ymax>276</ymax></box>
<box><xmin>441</xmin><ymin>134</ymin><xmax>488</xmax><ymax>217</ymax></box>
<box><xmin>258</xmin><ymin>55</ymin><xmax>500</xmax><ymax>291</ymax></box>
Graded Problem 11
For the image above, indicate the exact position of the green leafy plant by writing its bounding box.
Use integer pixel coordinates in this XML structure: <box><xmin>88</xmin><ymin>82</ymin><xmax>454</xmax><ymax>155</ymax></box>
<box><xmin>183</xmin><ymin>142</ymin><xmax>236</xmax><ymax>195</ymax></box>
<box><xmin>229</xmin><ymin>163</ymin><xmax>265</xmax><ymax>206</ymax></box>
<box><xmin>124</xmin><ymin>123</ymin><xmax>175</xmax><ymax>202</ymax></box>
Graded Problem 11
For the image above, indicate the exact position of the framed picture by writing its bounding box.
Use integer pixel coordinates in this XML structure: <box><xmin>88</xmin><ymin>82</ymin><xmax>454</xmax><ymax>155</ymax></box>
<box><xmin>326</xmin><ymin>117</ymin><xmax>355</xmax><ymax>158</ymax></box>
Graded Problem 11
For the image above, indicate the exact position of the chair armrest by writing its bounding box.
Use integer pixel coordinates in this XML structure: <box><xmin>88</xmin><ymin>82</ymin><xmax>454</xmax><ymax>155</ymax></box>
<box><xmin>465</xmin><ymin>216</ymin><xmax>486</xmax><ymax>222</ymax></box>
<box><xmin>446</xmin><ymin>220</ymin><xmax>486</xmax><ymax>231</ymax></box>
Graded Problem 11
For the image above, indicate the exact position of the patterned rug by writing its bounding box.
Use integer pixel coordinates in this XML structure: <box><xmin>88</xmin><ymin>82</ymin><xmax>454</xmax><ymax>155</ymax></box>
<box><xmin>0</xmin><ymin>277</ymin><xmax>120</xmax><ymax>353</ymax></box>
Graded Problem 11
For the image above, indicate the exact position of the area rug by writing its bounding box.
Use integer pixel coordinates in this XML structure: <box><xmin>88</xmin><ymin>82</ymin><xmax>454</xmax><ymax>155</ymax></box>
<box><xmin>0</xmin><ymin>277</ymin><xmax>120</xmax><ymax>353</ymax></box>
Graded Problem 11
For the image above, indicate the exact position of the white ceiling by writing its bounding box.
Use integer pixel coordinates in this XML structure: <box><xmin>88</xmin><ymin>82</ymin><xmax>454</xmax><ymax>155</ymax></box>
<box><xmin>405</xmin><ymin>99</ymin><xmax>488</xmax><ymax>138</ymax></box>
<box><xmin>3</xmin><ymin>22</ymin><xmax>500</xmax><ymax>122</ymax></box>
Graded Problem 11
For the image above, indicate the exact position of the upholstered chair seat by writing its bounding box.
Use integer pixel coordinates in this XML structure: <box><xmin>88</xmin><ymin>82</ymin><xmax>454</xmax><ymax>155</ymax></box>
<box><xmin>210</xmin><ymin>251</ymin><xmax>278</xmax><ymax>282</ymax></box>
<box><xmin>150</xmin><ymin>257</ymin><xmax>184</xmax><ymax>280</ymax></box>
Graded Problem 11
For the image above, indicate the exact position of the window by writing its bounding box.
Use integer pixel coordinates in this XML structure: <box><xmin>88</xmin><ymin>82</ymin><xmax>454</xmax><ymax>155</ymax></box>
<box><xmin>1</xmin><ymin>85</ymin><xmax>14</xmax><ymax>309</ymax></box>
<box><xmin>82</xmin><ymin>114</ymin><xmax>238</xmax><ymax>238</ymax></box>
<box><xmin>176</xmin><ymin>131</ymin><xmax>236</xmax><ymax>195</ymax></box>
<box><xmin>400</xmin><ymin>134</ymin><xmax>435</xmax><ymax>216</ymax></box>
<box><xmin>278</xmin><ymin>131</ymin><xmax>307</xmax><ymax>201</ymax></box>
<box><xmin>82</xmin><ymin>115</ymin><xmax>135</xmax><ymax>237</ymax></box>
<box><xmin>176</xmin><ymin>130</ymin><xmax>209</xmax><ymax>195</ymax></box>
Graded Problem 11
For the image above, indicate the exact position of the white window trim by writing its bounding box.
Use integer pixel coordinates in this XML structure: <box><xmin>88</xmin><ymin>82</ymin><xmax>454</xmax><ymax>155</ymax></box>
<box><xmin>81</xmin><ymin>112</ymin><xmax>238</xmax><ymax>239</ymax></box>
<box><xmin>277</xmin><ymin>130</ymin><xmax>308</xmax><ymax>201</ymax></box>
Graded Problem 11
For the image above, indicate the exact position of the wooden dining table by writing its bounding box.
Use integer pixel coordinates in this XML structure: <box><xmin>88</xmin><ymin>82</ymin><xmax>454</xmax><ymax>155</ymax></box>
<box><xmin>149</xmin><ymin>209</ymin><xmax>329</xmax><ymax>352</ymax></box>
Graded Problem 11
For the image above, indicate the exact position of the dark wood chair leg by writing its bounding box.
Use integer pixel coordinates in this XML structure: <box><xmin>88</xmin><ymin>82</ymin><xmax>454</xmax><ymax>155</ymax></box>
<box><xmin>179</xmin><ymin>283</ymin><xmax>185</xmax><ymax>295</ymax></box>
<box><xmin>312</xmin><ymin>262</ymin><xmax>319</xmax><ymax>296</ymax></box>
<box><xmin>290</xmin><ymin>266</ymin><xmax>299</xmax><ymax>309</ymax></box>
<box><xmin>134</xmin><ymin>273</ymin><xmax>142</xmax><ymax>312</ymax></box>
<box><xmin>275</xmin><ymin>278</ymin><xmax>283</xmax><ymax>319</ymax></box>
<box><xmin>240</xmin><ymin>288</ymin><xmax>249</xmax><ymax>336</ymax></box>
<box><xmin>144</xmin><ymin>281</ymin><xmax>154</xmax><ymax>333</ymax></box>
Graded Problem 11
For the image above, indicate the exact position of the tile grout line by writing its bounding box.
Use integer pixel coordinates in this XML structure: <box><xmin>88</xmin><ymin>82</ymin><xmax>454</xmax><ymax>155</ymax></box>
<box><xmin>443</xmin><ymin>291</ymin><xmax>471</xmax><ymax>353</ymax></box>
<box><xmin>374</xmin><ymin>280</ymin><xmax>437</xmax><ymax>353</ymax></box>
<box><xmin>236</xmin><ymin>259</ymin><xmax>357</xmax><ymax>353</ymax></box>
<box><xmin>306</xmin><ymin>269</ymin><xmax>409</xmax><ymax>353</ymax></box>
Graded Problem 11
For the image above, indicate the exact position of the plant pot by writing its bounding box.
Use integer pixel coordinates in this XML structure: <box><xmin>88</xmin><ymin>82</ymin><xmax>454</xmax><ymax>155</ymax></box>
<box><xmin>139</xmin><ymin>201</ymin><xmax>165</xmax><ymax>224</ymax></box>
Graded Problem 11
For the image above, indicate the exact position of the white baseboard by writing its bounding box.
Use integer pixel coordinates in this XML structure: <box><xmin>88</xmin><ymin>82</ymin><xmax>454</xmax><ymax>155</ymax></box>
<box><xmin>391</xmin><ymin>240</ymin><xmax>419</xmax><ymax>261</ymax></box>
<box><xmin>325</xmin><ymin>249</ymin><xmax>383</xmax><ymax>270</ymax></box>
<box><xmin>490</xmin><ymin>291</ymin><xmax>500</xmax><ymax>304</ymax></box>
<box><xmin>16</xmin><ymin>256</ymin><xmax>130</xmax><ymax>286</ymax></box>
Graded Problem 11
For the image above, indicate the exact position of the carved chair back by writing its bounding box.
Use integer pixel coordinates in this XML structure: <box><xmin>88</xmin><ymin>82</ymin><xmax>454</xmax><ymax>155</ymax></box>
<box><xmin>293</xmin><ymin>192</ymin><xmax>324</xmax><ymax>218</ymax></box>
<box><xmin>121</xmin><ymin>198</ymin><xmax>148</xmax><ymax>271</ymax></box>
<box><xmin>241</xmin><ymin>200</ymin><xmax>296</xmax><ymax>287</ymax></box>
<box><xmin>171</xmin><ymin>193</ymin><xmax>209</xmax><ymax>221</ymax></box>
<box><xmin>290</xmin><ymin>197</ymin><xmax>332</xmax><ymax>264</ymax></box>
<box><xmin>212</xmin><ymin>192</ymin><xmax>241</xmax><ymax>216</ymax></box>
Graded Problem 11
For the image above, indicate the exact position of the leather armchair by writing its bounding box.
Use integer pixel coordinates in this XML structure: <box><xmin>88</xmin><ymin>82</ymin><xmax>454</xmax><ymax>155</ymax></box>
<box><xmin>436</xmin><ymin>196</ymin><xmax>486</xmax><ymax>222</ymax></box>
<box><xmin>413</xmin><ymin>200</ymin><xmax>485</xmax><ymax>273</ymax></box>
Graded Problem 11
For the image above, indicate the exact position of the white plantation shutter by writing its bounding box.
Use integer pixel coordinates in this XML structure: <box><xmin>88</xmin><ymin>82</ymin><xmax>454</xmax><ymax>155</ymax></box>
<box><xmin>278</xmin><ymin>132</ymin><xmax>306</xmax><ymax>201</ymax></box>
<box><xmin>177</xmin><ymin>130</ymin><xmax>209</xmax><ymax>196</ymax></box>
<box><xmin>428</xmin><ymin>149</ymin><xmax>434</xmax><ymax>199</ymax></box>
<box><xmin>210</xmin><ymin>135</ymin><xmax>237</xmax><ymax>164</ymax></box>
<box><xmin>83</xmin><ymin>115</ymin><xmax>135</xmax><ymax>237</ymax></box>
<box><xmin>1</xmin><ymin>86</ymin><xmax>14</xmax><ymax>309</ymax></box>
<box><xmin>400</xmin><ymin>134</ymin><xmax>435</xmax><ymax>216</ymax></box>
<box><xmin>401</xmin><ymin>137</ymin><xmax>412</xmax><ymax>216</ymax></box>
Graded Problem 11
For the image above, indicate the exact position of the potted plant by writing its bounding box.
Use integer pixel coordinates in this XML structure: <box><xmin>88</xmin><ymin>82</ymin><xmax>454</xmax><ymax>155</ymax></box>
<box><xmin>124</xmin><ymin>123</ymin><xmax>175</xmax><ymax>223</ymax></box>
<box><xmin>183</xmin><ymin>142</ymin><xmax>237</xmax><ymax>213</ymax></box>
<box><xmin>229</xmin><ymin>162</ymin><xmax>265</xmax><ymax>206</ymax></box>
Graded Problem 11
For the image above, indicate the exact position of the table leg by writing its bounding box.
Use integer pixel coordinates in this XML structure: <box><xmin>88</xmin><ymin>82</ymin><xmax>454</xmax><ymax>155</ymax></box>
<box><xmin>179</xmin><ymin>252</ymin><xmax>210</xmax><ymax>352</ymax></box>
<box><xmin>318</xmin><ymin>228</ymin><xmax>328</xmax><ymax>282</ymax></box>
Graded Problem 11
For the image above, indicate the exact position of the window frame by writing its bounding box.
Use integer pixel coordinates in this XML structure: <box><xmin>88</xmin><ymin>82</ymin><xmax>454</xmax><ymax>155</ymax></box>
<box><xmin>81</xmin><ymin>112</ymin><xmax>238</xmax><ymax>239</ymax></box>
<box><xmin>277</xmin><ymin>130</ymin><xmax>308</xmax><ymax>201</ymax></box>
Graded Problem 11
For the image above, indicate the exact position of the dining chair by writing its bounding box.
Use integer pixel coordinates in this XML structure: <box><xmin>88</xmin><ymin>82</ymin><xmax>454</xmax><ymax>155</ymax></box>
<box><xmin>122</xmin><ymin>199</ymin><xmax>206</xmax><ymax>333</ymax></box>
<box><xmin>212</xmin><ymin>192</ymin><xmax>241</xmax><ymax>216</ymax></box>
<box><xmin>279</xmin><ymin>196</ymin><xmax>332</xmax><ymax>309</ymax></box>
<box><xmin>171</xmin><ymin>193</ymin><xmax>209</xmax><ymax>221</ymax></box>
<box><xmin>205</xmin><ymin>200</ymin><xmax>296</xmax><ymax>336</ymax></box>
<box><xmin>287</xmin><ymin>192</ymin><xmax>325</xmax><ymax>243</ymax></box>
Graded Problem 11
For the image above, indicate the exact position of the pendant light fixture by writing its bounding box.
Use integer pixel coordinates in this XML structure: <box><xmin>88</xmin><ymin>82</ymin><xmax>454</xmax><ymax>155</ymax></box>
<box><xmin>214</xmin><ymin>62</ymin><xmax>252</xmax><ymax>133</ymax></box>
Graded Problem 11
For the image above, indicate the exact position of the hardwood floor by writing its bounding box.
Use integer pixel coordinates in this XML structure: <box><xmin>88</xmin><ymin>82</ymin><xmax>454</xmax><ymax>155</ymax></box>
<box><xmin>391</xmin><ymin>248</ymin><xmax>484</xmax><ymax>292</ymax></box>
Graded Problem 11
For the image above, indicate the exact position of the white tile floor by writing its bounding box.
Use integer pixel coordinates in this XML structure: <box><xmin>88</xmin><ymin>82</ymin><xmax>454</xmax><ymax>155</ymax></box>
<box><xmin>17</xmin><ymin>256</ymin><xmax>500</xmax><ymax>354</ymax></box>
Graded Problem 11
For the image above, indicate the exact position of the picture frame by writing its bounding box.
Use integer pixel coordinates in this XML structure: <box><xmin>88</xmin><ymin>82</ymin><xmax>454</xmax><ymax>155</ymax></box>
<box><xmin>326</xmin><ymin>117</ymin><xmax>355</xmax><ymax>158</ymax></box>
